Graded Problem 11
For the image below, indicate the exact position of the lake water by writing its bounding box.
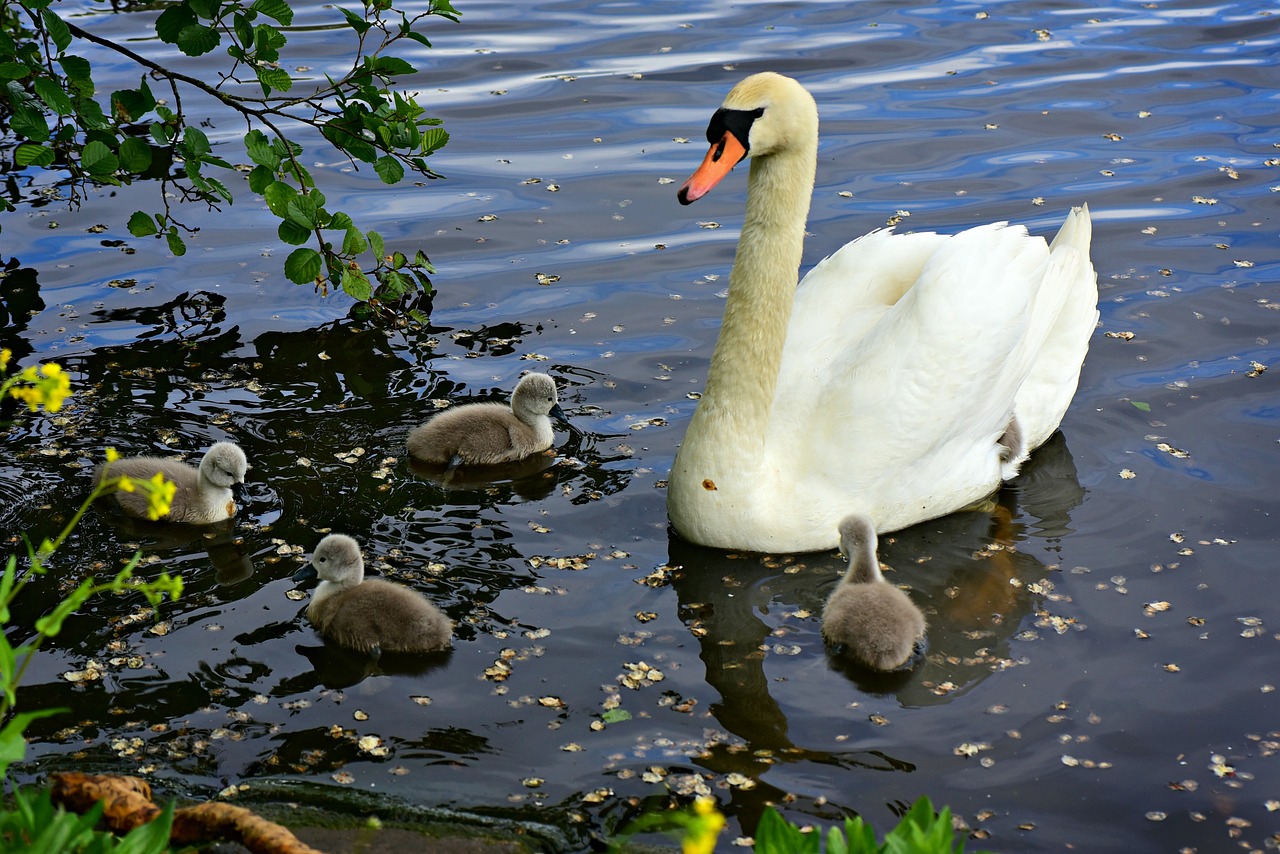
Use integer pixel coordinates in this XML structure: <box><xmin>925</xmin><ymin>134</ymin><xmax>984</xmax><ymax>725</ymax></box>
<box><xmin>3</xmin><ymin>0</ymin><xmax>1279</xmax><ymax>851</ymax></box>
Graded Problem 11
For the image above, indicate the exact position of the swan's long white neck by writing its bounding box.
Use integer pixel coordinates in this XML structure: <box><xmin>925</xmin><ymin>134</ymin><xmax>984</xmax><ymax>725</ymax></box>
<box><xmin>691</xmin><ymin>142</ymin><xmax>816</xmax><ymax>451</ymax></box>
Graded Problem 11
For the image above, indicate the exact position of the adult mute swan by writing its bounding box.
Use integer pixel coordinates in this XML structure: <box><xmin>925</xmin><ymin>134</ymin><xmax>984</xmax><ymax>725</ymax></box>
<box><xmin>667</xmin><ymin>72</ymin><xmax>1098</xmax><ymax>552</ymax></box>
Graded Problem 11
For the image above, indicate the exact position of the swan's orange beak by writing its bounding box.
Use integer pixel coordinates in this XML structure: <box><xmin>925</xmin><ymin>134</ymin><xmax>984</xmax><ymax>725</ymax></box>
<box><xmin>677</xmin><ymin>131</ymin><xmax>747</xmax><ymax>205</ymax></box>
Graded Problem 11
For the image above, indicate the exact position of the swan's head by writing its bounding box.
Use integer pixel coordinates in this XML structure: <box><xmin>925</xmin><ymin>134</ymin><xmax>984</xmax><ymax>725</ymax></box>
<box><xmin>511</xmin><ymin>372</ymin><xmax>568</xmax><ymax>422</ymax></box>
<box><xmin>678</xmin><ymin>72</ymin><xmax>818</xmax><ymax>205</ymax></box>
<box><xmin>200</xmin><ymin>442</ymin><xmax>248</xmax><ymax>489</ymax></box>
<box><xmin>293</xmin><ymin>533</ymin><xmax>365</xmax><ymax>587</ymax></box>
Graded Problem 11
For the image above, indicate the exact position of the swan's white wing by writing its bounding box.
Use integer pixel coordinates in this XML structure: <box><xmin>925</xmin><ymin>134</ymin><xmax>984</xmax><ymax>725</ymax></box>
<box><xmin>770</xmin><ymin>221</ymin><xmax>1056</xmax><ymax>518</ymax></box>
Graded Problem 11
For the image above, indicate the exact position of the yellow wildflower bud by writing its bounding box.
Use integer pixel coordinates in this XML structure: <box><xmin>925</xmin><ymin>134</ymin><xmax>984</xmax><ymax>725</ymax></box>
<box><xmin>117</xmin><ymin>475</ymin><xmax>135</xmax><ymax>493</ymax></box>
<box><xmin>683</xmin><ymin>798</ymin><xmax>725</xmax><ymax>854</ymax></box>
<box><xmin>0</xmin><ymin>349</ymin><xmax>10</xmax><ymax>372</ymax></box>
<box><xmin>105</xmin><ymin>447</ymin><xmax>120</xmax><ymax>463</ymax></box>
<box><xmin>146</xmin><ymin>472</ymin><xmax>176</xmax><ymax>521</ymax></box>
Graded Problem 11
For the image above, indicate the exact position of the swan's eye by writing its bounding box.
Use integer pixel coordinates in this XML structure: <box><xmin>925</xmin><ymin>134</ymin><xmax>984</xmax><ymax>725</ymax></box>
<box><xmin>705</xmin><ymin>107</ymin><xmax>765</xmax><ymax>157</ymax></box>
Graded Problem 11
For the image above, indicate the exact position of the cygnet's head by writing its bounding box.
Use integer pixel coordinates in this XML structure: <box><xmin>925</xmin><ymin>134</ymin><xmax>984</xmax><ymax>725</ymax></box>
<box><xmin>511</xmin><ymin>373</ymin><xmax>567</xmax><ymax>422</ymax></box>
<box><xmin>837</xmin><ymin>514</ymin><xmax>880</xmax><ymax>584</ymax></box>
<box><xmin>293</xmin><ymin>534</ymin><xmax>365</xmax><ymax>587</ymax></box>
<box><xmin>200</xmin><ymin>442</ymin><xmax>249</xmax><ymax>489</ymax></box>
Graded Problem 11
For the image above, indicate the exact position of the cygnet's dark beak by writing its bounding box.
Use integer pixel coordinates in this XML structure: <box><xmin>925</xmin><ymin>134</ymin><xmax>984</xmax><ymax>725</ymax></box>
<box><xmin>291</xmin><ymin>563</ymin><xmax>318</xmax><ymax>584</ymax></box>
<box><xmin>232</xmin><ymin>481</ymin><xmax>248</xmax><ymax>500</ymax></box>
<box><xmin>551</xmin><ymin>403</ymin><xmax>581</xmax><ymax>435</ymax></box>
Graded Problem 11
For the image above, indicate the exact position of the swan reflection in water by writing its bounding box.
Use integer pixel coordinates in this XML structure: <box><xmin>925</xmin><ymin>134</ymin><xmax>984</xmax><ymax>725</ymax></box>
<box><xmin>662</xmin><ymin>433</ymin><xmax>1085</xmax><ymax>828</ymax></box>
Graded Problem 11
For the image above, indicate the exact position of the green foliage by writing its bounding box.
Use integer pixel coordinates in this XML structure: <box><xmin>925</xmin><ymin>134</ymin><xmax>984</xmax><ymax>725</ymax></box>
<box><xmin>613</xmin><ymin>796</ymin><xmax>992</xmax><ymax>854</ymax></box>
<box><xmin>0</xmin><ymin>788</ymin><xmax>175</xmax><ymax>853</ymax></box>
<box><xmin>751</xmin><ymin>798</ymin><xmax>988</xmax><ymax>854</ymax></box>
<box><xmin>0</xmin><ymin>0</ymin><xmax>457</xmax><ymax>318</ymax></box>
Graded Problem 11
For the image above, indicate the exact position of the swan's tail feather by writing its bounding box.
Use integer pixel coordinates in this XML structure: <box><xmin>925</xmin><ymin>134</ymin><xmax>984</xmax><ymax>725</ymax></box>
<box><xmin>1013</xmin><ymin>205</ymin><xmax>1099</xmax><ymax>457</ymax></box>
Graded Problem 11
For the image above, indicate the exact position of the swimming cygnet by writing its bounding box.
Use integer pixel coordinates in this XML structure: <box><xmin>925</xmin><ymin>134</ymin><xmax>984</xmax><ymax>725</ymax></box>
<box><xmin>821</xmin><ymin>515</ymin><xmax>926</xmax><ymax>671</ymax></box>
<box><xmin>95</xmin><ymin>442</ymin><xmax>248</xmax><ymax>524</ymax></box>
<box><xmin>406</xmin><ymin>373</ymin><xmax>568</xmax><ymax>468</ymax></box>
<box><xmin>291</xmin><ymin>534</ymin><xmax>451</xmax><ymax>656</ymax></box>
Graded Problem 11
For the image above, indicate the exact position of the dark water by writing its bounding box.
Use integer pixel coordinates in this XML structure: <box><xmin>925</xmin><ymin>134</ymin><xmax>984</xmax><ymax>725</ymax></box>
<box><xmin>3</xmin><ymin>0</ymin><xmax>1279</xmax><ymax>851</ymax></box>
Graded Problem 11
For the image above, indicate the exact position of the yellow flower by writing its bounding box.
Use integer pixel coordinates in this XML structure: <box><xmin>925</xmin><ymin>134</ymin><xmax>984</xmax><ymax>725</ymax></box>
<box><xmin>682</xmin><ymin>798</ymin><xmax>725</xmax><ymax>854</ymax></box>
<box><xmin>145</xmin><ymin>472</ymin><xmax>176</xmax><ymax>520</ymax></box>
<box><xmin>5</xmin><ymin>360</ymin><xmax>72</xmax><ymax>413</ymax></box>
<box><xmin>0</xmin><ymin>349</ymin><xmax>10</xmax><ymax>372</ymax></box>
<box><xmin>105</xmin><ymin>447</ymin><xmax>120</xmax><ymax>463</ymax></box>
<box><xmin>116</xmin><ymin>475</ymin><xmax>135</xmax><ymax>493</ymax></box>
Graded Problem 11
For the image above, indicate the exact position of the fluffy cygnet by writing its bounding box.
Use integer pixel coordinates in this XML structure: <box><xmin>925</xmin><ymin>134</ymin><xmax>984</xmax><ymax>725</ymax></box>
<box><xmin>821</xmin><ymin>515</ymin><xmax>926</xmax><ymax>671</ymax></box>
<box><xmin>291</xmin><ymin>534</ymin><xmax>451</xmax><ymax>656</ymax></box>
<box><xmin>95</xmin><ymin>441</ymin><xmax>247</xmax><ymax>524</ymax></box>
<box><xmin>406</xmin><ymin>373</ymin><xmax>567</xmax><ymax>467</ymax></box>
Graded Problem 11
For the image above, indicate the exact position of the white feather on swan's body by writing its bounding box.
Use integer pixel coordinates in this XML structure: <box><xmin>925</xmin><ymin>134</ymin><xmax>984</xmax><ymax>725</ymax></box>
<box><xmin>667</xmin><ymin>73</ymin><xmax>1098</xmax><ymax>553</ymax></box>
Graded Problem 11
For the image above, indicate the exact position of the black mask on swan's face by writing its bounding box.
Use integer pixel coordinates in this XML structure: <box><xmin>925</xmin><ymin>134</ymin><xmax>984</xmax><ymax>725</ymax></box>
<box><xmin>705</xmin><ymin>107</ymin><xmax>765</xmax><ymax>160</ymax></box>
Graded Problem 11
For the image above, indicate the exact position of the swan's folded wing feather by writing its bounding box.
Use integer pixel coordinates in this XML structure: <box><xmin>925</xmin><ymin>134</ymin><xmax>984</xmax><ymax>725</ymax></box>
<box><xmin>771</xmin><ymin>222</ymin><xmax>1053</xmax><ymax>489</ymax></box>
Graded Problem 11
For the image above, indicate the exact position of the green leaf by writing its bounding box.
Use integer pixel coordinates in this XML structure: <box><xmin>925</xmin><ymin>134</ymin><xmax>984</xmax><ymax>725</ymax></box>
<box><xmin>80</xmin><ymin>140</ymin><xmax>119</xmax><ymax>176</ymax></box>
<box><xmin>112</xmin><ymin>83</ymin><xmax>156</xmax><ymax>122</ymax></box>
<box><xmin>57</xmin><ymin>55</ymin><xmax>92</xmax><ymax>88</ymax></box>
<box><xmin>0</xmin><ymin>710</ymin><xmax>66</xmax><ymax>777</ymax></box>
<box><xmin>365</xmin><ymin>55</ymin><xmax>415</xmax><ymax>77</ymax></box>
<box><xmin>254</xmin><ymin>65</ymin><xmax>292</xmax><ymax>95</ymax></box>
<box><xmin>40</xmin><ymin>9</ymin><xmax>72</xmax><ymax>53</ymax></box>
<box><xmin>166</xmin><ymin>228</ymin><xmax>187</xmax><ymax>256</ymax></box>
<box><xmin>340</xmin><ymin>268</ymin><xmax>373</xmax><ymax>302</ymax></box>
<box><xmin>119</xmin><ymin>137</ymin><xmax>153</xmax><ymax>173</ymax></box>
<box><xmin>262</xmin><ymin>181</ymin><xmax>297</xmax><ymax>217</ymax></box>
<box><xmin>176</xmin><ymin>24</ymin><xmax>221</xmax><ymax>57</ymax></box>
<box><xmin>284</xmin><ymin>248</ymin><xmax>323</xmax><ymax>284</ymax></box>
<box><xmin>1130</xmin><ymin>400</ymin><xmax>1151</xmax><ymax>412</ymax></box>
<box><xmin>247</xmin><ymin>165</ymin><xmax>275</xmax><ymax>194</ymax></box>
<box><xmin>250</xmin><ymin>0</ymin><xmax>294</xmax><ymax>25</ymax></box>
<box><xmin>338</xmin><ymin>6</ymin><xmax>373</xmax><ymax>35</ymax></box>
<box><xmin>33</xmin><ymin>78</ymin><xmax>73</xmax><ymax>115</ymax></box>
<box><xmin>233</xmin><ymin>12</ymin><xmax>254</xmax><ymax>46</ymax></box>
<box><xmin>277</xmin><ymin>219</ymin><xmax>311</xmax><ymax>246</ymax></box>
<box><xmin>600</xmin><ymin>708</ymin><xmax>631</xmax><ymax>724</ymax></box>
<box><xmin>154</xmin><ymin>5</ymin><xmax>197</xmax><ymax>44</ymax></box>
<box><xmin>754</xmin><ymin>808</ymin><xmax>819</xmax><ymax>854</ymax></box>
<box><xmin>115</xmin><ymin>799</ymin><xmax>176</xmax><ymax>854</ymax></box>
<box><xmin>421</xmin><ymin>127</ymin><xmax>449</xmax><ymax>155</ymax></box>
<box><xmin>342</xmin><ymin>226</ymin><xmax>367</xmax><ymax>255</ymax></box>
<box><xmin>10</xmin><ymin>105</ymin><xmax>51</xmax><ymax>142</ymax></box>
<box><xmin>244</xmin><ymin>129</ymin><xmax>279</xmax><ymax>168</ymax></box>
<box><xmin>0</xmin><ymin>62</ymin><xmax>30</xmax><ymax>81</ymax></box>
<box><xmin>374</xmin><ymin>155</ymin><xmax>404</xmax><ymax>184</ymax></box>
<box><xmin>14</xmin><ymin>144</ymin><xmax>55</xmax><ymax>167</ymax></box>
<box><xmin>188</xmin><ymin>0</ymin><xmax>221</xmax><ymax>19</ymax></box>
<box><xmin>368</xmin><ymin>230</ymin><xmax>385</xmax><ymax>260</ymax></box>
<box><xmin>128</xmin><ymin>211</ymin><xmax>158</xmax><ymax>237</ymax></box>
<box><xmin>181</xmin><ymin>126</ymin><xmax>211</xmax><ymax>157</ymax></box>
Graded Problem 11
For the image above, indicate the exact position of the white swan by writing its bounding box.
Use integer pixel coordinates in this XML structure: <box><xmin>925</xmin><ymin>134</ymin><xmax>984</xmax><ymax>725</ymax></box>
<box><xmin>667</xmin><ymin>72</ymin><xmax>1098</xmax><ymax>552</ymax></box>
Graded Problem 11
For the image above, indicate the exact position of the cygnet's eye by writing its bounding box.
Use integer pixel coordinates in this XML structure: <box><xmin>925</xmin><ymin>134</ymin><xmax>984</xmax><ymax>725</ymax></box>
<box><xmin>317</xmin><ymin>556</ymin><xmax>326</xmax><ymax>563</ymax></box>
